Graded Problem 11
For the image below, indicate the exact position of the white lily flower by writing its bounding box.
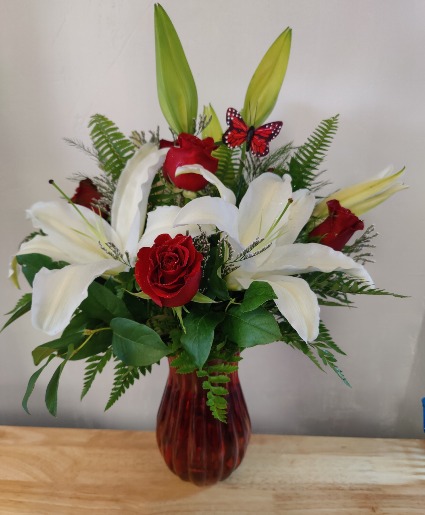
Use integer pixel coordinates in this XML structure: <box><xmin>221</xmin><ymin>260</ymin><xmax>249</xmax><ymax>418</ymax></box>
<box><xmin>18</xmin><ymin>143</ymin><xmax>168</xmax><ymax>335</ymax></box>
<box><xmin>174</xmin><ymin>172</ymin><xmax>372</xmax><ymax>342</ymax></box>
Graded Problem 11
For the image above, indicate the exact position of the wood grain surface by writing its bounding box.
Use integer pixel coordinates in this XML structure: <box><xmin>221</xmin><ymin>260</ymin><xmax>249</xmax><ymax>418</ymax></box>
<box><xmin>0</xmin><ymin>425</ymin><xmax>424</xmax><ymax>514</ymax></box>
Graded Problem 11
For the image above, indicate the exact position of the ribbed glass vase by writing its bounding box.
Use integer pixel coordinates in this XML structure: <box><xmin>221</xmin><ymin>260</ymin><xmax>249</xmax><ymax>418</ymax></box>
<box><xmin>156</xmin><ymin>360</ymin><xmax>251</xmax><ymax>486</ymax></box>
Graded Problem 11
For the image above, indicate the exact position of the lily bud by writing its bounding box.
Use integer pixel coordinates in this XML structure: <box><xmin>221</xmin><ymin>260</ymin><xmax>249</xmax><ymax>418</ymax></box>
<box><xmin>242</xmin><ymin>27</ymin><xmax>292</xmax><ymax>127</ymax></box>
<box><xmin>154</xmin><ymin>4</ymin><xmax>198</xmax><ymax>135</ymax></box>
<box><xmin>313</xmin><ymin>167</ymin><xmax>407</xmax><ymax>219</ymax></box>
<box><xmin>202</xmin><ymin>104</ymin><xmax>223</xmax><ymax>142</ymax></box>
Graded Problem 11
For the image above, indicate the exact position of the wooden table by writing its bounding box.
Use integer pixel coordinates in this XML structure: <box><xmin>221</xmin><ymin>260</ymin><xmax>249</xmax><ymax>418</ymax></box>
<box><xmin>0</xmin><ymin>426</ymin><xmax>424</xmax><ymax>514</ymax></box>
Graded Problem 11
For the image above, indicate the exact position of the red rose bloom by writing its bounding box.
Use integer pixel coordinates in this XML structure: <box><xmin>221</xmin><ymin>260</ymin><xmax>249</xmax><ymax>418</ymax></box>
<box><xmin>309</xmin><ymin>199</ymin><xmax>364</xmax><ymax>251</ymax></box>
<box><xmin>162</xmin><ymin>133</ymin><xmax>219</xmax><ymax>191</ymax></box>
<box><xmin>71</xmin><ymin>178</ymin><xmax>102</xmax><ymax>210</ymax></box>
<box><xmin>135</xmin><ymin>234</ymin><xmax>203</xmax><ymax>308</ymax></box>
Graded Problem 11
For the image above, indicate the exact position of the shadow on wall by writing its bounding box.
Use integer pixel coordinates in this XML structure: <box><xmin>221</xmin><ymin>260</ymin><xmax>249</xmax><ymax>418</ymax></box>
<box><xmin>396</xmin><ymin>313</ymin><xmax>425</xmax><ymax>438</ymax></box>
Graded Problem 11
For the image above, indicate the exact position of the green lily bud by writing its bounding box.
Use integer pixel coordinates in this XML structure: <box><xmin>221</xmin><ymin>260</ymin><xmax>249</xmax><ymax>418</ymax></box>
<box><xmin>154</xmin><ymin>4</ymin><xmax>198</xmax><ymax>134</ymax></box>
<box><xmin>202</xmin><ymin>104</ymin><xmax>223</xmax><ymax>142</ymax></box>
<box><xmin>242</xmin><ymin>27</ymin><xmax>292</xmax><ymax>127</ymax></box>
<box><xmin>313</xmin><ymin>167</ymin><xmax>407</xmax><ymax>219</ymax></box>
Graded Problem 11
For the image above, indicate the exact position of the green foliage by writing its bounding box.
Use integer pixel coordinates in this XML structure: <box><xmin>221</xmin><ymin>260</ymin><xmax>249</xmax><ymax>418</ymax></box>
<box><xmin>80</xmin><ymin>282</ymin><xmax>132</xmax><ymax>323</ymax></box>
<box><xmin>16</xmin><ymin>253</ymin><xmax>68</xmax><ymax>287</ymax></box>
<box><xmin>22</xmin><ymin>356</ymin><xmax>55</xmax><ymax>414</ymax></box>
<box><xmin>89</xmin><ymin>114</ymin><xmax>135</xmax><ymax>180</ymax></box>
<box><xmin>180</xmin><ymin>310</ymin><xmax>225</xmax><ymax>368</ymax></box>
<box><xmin>169</xmin><ymin>350</ymin><xmax>197</xmax><ymax>374</ymax></box>
<box><xmin>306</xmin><ymin>272</ymin><xmax>406</xmax><ymax>307</ymax></box>
<box><xmin>279</xmin><ymin>318</ymin><xmax>349</xmax><ymax>386</ymax></box>
<box><xmin>244</xmin><ymin>142</ymin><xmax>293</xmax><ymax>183</ymax></box>
<box><xmin>111</xmin><ymin>318</ymin><xmax>171</xmax><ymax>367</ymax></box>
<box><xmin>222</xmin><ymin>305</ymin><xmax>282</xmax><ymax>348</ymax></box>
<box><xmin>81</xmin><ymin>350</ymin><xmax>113</xmax><ymax>400</ymax></box>
<box><xmin>198</xmin><ymin>355</ymin><xmax>241</xmax><ymax>423</ymax></box>
<box><xmin>343</xmin><ymin>225</ymin><xmax>378</xmax><ymax>265</ymax></box>
<box><xmin>105</xmin><ymin>361</ymin><xmax>151</xmax><ymax>411</ymax></box>
<box><xmin>285</xmin><ymin>115</ymin><xmax>339</xmax><ymax>191</ymax></box>
<box><xmin>1</xmin><ymin>293</ymin><xmax>32</xmax><ymax>332</ymax></box>
<box><xmin>213</xmin><ymin>145</ymin><xmax>240</xmax><ymax>191</ymax></box>
<box><xmin>241</xmin><ymin>281</ymin><xmax>277</xmax><ymax>312</ymax></box>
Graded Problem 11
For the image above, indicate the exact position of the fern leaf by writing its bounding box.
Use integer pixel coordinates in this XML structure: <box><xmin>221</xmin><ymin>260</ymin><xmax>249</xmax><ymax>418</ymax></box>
<box><xmin>286</xmin><ymin>115</ymin><xmax>339</xmax><ymax>190</ymax></box>
<box><xmin>105</xmin><ymin>361</ymin><xmax>152</xmax><ymax>410</ymax></box>
<box><xmin>81</xmin><ymin>350</ymin><xmax>112</xmax><ymax>400</ymax></box>
<box><xmin>214</xmin><ymin>145</ymin><xmax>240</xmax><ymax>190</ymax></box>
<box><xmin>89</xmin><ymin>114</ymin><xmax>135</xmax><ymax>180</ymax></box>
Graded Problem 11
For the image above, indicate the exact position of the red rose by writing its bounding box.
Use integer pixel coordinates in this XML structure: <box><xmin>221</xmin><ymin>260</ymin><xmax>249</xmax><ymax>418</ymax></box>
<box><xmin>135</xmin><ymin>234</ymin><xmax>203</xmax><ymax>308</ymax></box>
<box><xmin>308</xmin><ymin>199</ymin><xmax>364</xmax><ymax>251</ymax></box>
<box><xmin>71</xmin><ymin>179</ymin><xmax>102</xmax><ymax>210</ymax></box>
<box><xmin>162</xmin><ymin>133</ymin><xmax>219</xmax><ymax>191</ymax></box>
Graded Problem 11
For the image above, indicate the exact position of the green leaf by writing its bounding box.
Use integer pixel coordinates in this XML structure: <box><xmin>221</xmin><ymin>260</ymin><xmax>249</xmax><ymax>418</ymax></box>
<box><xmin>222</xmin><ymin>306</ymin><xmax>281</xmax><ymax>348</ymax></box>
<box><xmin>241</xmin><ymin>281</ymin><xmax>277</xmax><ymax>312</ymax></box>
<box><xmin>16</xmin><ymin>253</ymin><xmax>68</xmax><ymax>287</ymax></box>
<box><xmin>111</xmin><ymin>318</ymin><xmax>171</xmax><ymax>367</ymax></box>
<box><xmin>242</xmin><ymin>27</ymin><xmax>292</xmax><ymax>127</ymax></box>
<box><xmin>45</xmin><ymin>360</ymin><xmax>68</xmax><ymax>416</ymax></box>
<box><xmin>1</xmin><ymin>293</ymin><xmax>32</xmax><ymax>332</ymax></box>
<box><xmin>154</xmin><ymin>4</ymin><xmax>198</xmax><ymax>134</ymax></box>
<box><xmin>88</xmin><ymin>114</ymin><xmax>135</xmax><ymax>180</ymax></box>
<box><xmin>180</xmin><ymin>311</ymin><xmax>225</xmax><ymax>368</ymax></box>
<box><xmin>80</xmin><ymin>282</ymin><xmax>132</xmax><ymax>323</ymax></box>
<box><xmin>70</xmin><ymin>330</ymin><xmax>112</xmax><ymax>361</ymax></box>
<box><xmin>22</xmin><ymin>355</ymin><xmax>55</xmax><ymax>414</ymax></box>
<box><xmin>32</xmin><ymin>332</ymin><xmax>84</xmax><ymax>366</ymax></box>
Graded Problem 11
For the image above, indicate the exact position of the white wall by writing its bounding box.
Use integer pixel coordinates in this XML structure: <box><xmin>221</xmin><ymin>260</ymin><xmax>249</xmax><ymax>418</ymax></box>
<box><xmin>1</xmin><ymin>0</ymin><xmax>424</xmax><ymax>438</ymax></box>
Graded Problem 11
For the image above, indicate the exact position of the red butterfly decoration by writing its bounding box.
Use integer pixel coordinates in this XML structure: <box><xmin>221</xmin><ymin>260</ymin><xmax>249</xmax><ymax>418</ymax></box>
<box><xmin>222</xmin><ymin>107</ymin><xmax>283</xmax><ymax>157</ymax></box>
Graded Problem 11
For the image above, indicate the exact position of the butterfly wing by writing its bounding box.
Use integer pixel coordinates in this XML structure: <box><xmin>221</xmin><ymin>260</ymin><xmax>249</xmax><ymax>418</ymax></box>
<box><xmin>222</xmin><ymin>108</ymin><xmax>249</xmax><ymax>148</ymax></box>
<box><xmin>250</xmin><ymin>121</ymin><xmax>283</xmax><ymax>157</ymax></box>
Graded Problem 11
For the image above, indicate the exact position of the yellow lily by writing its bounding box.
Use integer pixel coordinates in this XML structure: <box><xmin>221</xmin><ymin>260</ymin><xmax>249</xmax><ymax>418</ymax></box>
<box><xmin>313</xmin><ymin>167</ymin><xmax>407</xmax><ymax>219</ymax></box>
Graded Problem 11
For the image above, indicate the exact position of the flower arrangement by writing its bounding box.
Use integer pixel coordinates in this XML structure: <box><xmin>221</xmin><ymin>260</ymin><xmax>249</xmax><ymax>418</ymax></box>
<box><xmin>3</xmin><ymin>4</ymin><xmax>406</xmax><ymax>423</ymax></box>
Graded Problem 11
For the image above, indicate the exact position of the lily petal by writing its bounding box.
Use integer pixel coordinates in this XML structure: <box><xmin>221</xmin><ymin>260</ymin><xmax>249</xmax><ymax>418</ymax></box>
<box><xmin>23</xmin><ymin>201</ymin><xmax>121</xmax><ymax>264</ymax></box>
<box><xmin>111</xmin><ymin>143</ymin><xmax>168</xmax><ymax>257</ymax></box>
<box><xmin>32</xmin><ymin>259</ymin><xmax>121</xmax><ymax>335</ymax></box>
<box><xmin>236</xmin><ymin>273</ymin><xmax>320</xmax><ymax>342</ymax></box>
<box><xmin>258</xmin><ymin>242</ymin><xmax>373</xmax><ymax>283</ymax></box>
<box><xmin>18</xmin><ymin>234</ymin><xmax>67</xmax><ymax>263</ymax></box>
<box><xmin>238</xmin><ymin>173</ymin><xmax>294</xmax><ymax>246</ymax></box>
<box><xmin>174</xmin><ymin>197</ymin><xmax>240</xmax><ymax>242</ymax></box>
<box><xmin>275</xmin><ymin>188</ymin><xmax>315</xmax><ymax>246</ymax></box>
<box><xmin>265</xmin><ymin>275</ymin><xmax>320</xmax><ymax>342</ymax></box>
<box><xmin>139</xmin><ymin>206</ymin><xmax>183</xmax><ymax>247</ymax></box>
<box><xmin>175</xmin><ymin>165</ymin><xmax>236</xmax><ymax>204</ymax></box>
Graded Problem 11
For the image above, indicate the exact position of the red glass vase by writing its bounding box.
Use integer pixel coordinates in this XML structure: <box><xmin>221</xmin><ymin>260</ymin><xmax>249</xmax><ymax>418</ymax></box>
<box><xmin>156</xmin><ymin>361</ymin><xmax>251</xmax><ymax>486</ymax></box>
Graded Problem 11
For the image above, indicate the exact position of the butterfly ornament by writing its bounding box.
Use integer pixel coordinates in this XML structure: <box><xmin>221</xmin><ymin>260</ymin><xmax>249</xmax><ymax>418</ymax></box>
<box><xmin>222</xmin><ymin>107</ymin><xmax>283</xmax><ymax>157</ymax></box>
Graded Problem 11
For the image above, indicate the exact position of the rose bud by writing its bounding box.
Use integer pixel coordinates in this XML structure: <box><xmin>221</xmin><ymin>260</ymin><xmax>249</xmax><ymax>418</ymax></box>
<box><xmin>309</xmin><ymin>199</ymin><xmax>364</xmax><ymax>251</ymax></box>
<box><xmin>71</xmin><ymin>178</ymin><xmax>102</xmax><ymax>210</ymax></box>
<box><xmin>135</xmin><ymin>233</ymin><xmax>203</xmax><ymax>308</ymax></box>
<box><xmin>162</xmin><ymin>133</ymin><xmax>219</xmax><ymax>191</ymax></box>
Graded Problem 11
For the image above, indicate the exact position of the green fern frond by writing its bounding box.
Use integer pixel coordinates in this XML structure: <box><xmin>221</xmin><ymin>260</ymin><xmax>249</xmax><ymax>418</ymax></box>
<box><xmin>285</xmin><ymin>115</ymin><xmax>339</xmax><ymax>190</ymax></box>
<box><xmin>306</xmin><ymin>271</ymin><xmax>406</xmax><ymax>307</ymax></box>
<box><xmin>81</xmin><ymin>350</ymin><xmax>112</xmax><ymax>400</ymax></box>
<box><xmin>105</xmin><ymin>361</ymin><xmax>151</xmax><ymax>410</ymax></box>
<box><xmin>89</xmin><ymin>114</ymin><xmax>135</xmax><ymax>180</ymax></box>
<box><xmin>170</xmin><ymin>351</ymin><xmax>197</xmax><ymax>374</ymax></box>
<box><xmin>213</xmin><ymin>145</ymin><xmax>240</xmax><ymax>190</ymax></box>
